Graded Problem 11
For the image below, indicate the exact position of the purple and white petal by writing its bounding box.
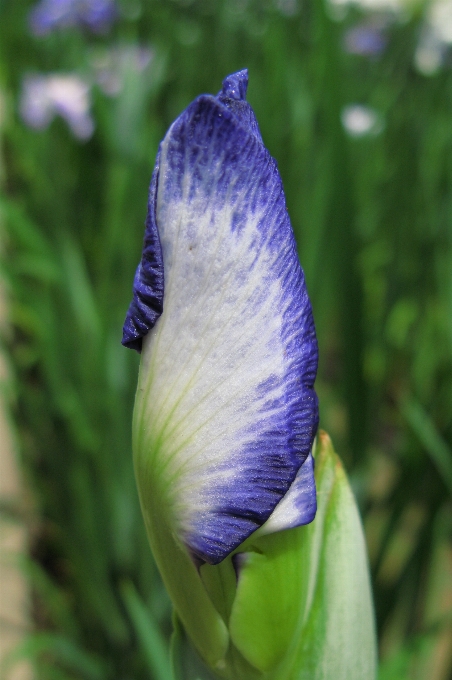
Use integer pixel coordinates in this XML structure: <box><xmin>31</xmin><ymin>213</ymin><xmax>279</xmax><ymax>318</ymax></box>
<box><xmin>256</xmin><ymin>451</ymin><xmax>317</xmax><ymax>536</ymax></box>
<box><xmin>130</xmin><ymin>71</ymin><xmax>318</xmax><ymax>565</ymax></box>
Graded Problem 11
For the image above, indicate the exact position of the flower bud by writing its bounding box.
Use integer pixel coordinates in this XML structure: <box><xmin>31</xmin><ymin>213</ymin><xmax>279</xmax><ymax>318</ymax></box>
<box><xmin>123</xmin><ymin>71</ymin><xmax>375</xmax><ymax>679</ymax></box>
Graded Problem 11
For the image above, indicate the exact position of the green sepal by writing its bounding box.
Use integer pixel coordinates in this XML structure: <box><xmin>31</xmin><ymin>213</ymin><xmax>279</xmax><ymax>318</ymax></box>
<box><xmin>287</xmin><ymin>433</ymin><xmax>377</xmax><ymax>680</ymax></box>
<box><xmin>199</xmin><ymin>558</ymin><xmax>237</xmax><ymax>625</ymax></box>
<box><xmin>171</xmin><ymin>609</ymin><xmax>264</xmax><ymax>680</ymax></box>
<box><xmin>228</xmin><ymin>432</ymin><xmax>377</xmax><ymax>680</ymax></box>
<box><xmin>228</xmin><ymin>529</ymin><xmax>310</xmax><ymax>673</ymax></box>
<box><xmin>171</xmin><ymin>612</ymin><xmax>224</xmax><ymax>680</ymax></box>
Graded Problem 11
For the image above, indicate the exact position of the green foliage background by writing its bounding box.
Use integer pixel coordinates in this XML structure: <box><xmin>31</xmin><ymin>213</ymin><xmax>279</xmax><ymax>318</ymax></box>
<box><xmin>0</xmin><ymin>0</ymin><xmax>451</xmax><ymax>678</ymax></box>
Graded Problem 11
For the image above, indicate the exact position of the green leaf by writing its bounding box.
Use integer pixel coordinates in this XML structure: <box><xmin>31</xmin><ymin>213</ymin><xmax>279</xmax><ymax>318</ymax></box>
<box><xmin>1</xmin><ymin>632</ymin><xmax>108</xmax><ymax>680</ymax></box>
<box><xmin>121</xmin><ymin>580</ymin><xmax>174</xmax><ymax>680</ymax></box>
<box><xmin>401</xmin><ymin>398</ymin><xmax>452</xmax><ymax>496</ymax></box>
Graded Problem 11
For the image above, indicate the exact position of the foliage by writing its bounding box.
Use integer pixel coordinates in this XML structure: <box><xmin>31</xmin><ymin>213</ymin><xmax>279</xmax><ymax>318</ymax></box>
<box><xmin>0</xmin><ymin>0</ymin><xmax>451</xmax><ymax>678</ymax></box>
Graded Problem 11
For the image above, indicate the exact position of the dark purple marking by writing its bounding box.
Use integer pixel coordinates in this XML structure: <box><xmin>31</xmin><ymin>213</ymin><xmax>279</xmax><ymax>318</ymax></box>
<box><xmin>122</xmin><ymin>151</ymin><xmax>164</xmax><ymax>351</ymax></box>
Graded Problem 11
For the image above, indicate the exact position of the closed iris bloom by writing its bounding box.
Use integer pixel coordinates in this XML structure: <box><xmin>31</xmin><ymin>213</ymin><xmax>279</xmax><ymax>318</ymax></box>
<box><xmin>123</xmin><ymin>71</ymin><xmax>376</xmax><ymax>680</ymax></box>
<box><xmin>123</xmin><ymin>69</ymin><xmax>318</xmax><ymax>566</ymax></box>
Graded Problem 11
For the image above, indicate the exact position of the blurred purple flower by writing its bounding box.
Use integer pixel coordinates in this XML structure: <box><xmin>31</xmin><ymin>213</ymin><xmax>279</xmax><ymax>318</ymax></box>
<box><xmin>29</xmin><ymin>0</ymin><xmax>116</xmax><ymax>36</ymax></box>
<box><xmin>344</xmin><ymin>24</ymin><xmax>386</xmax><ymax>56</ymax></box>
<box><xmin>20</xmin><ymin>74</ymin><xmax>94</xmax><ymax>140</ymax></box>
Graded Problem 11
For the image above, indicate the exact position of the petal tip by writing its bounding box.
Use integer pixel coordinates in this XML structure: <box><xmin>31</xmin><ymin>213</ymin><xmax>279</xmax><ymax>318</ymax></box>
<box><xmin>221</xmin><ymin>69</ymin><xmax>249</xmax><ymax>101</ymax></box>
<box><xmin>121</xmin><ymin>328</ymin><xmax>142</xmax><ymax>352</ymax></box>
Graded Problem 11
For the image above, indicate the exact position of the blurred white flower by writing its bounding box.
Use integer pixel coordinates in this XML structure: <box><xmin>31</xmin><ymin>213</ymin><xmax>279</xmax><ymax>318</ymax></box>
<box><xmin>90</xmin><ymin>45</ymin><xmax>154</xmax><ymax>97</ymax></box>
<box><xmin>329</xmin><ymin>0</ymin><xmax>405</xmax><ymax>11</ymax></box>
<box><xmin>20</xmin><ymin>74</ymin><xmax>94</xmax><ymax>140</ymax></box>
<box><xmin>415</xmin><ymin>0</ymin><xmax>452</xmax><ymax>75</ymax></box>
<box><xmin>415</xmin><ymin>31</ymin><xmax>444</xmax><ymax>75</ymax></box>
<box><xmin>341</xmin><ymin>104</ymin><xmax>383</xmax><ymax>137</ymax></box>
<box><xmin>329</xmin><ymin>0</ymin><xmax>452</xmax><ymax>76</ymax></box>
<box><xmin>428</xmin><ymin>0</ymin><xmax>452</xmax><ymax>43</ymax></box>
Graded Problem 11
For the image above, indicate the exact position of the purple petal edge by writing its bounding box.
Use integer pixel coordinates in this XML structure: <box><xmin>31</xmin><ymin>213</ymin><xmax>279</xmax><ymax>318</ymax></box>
<box><xmin>122</xmin><ymin>69</ymin><xmax>263</xmax><ymax>351</ymax></box>
<box><xmin>122</xmin><ymin>151</ymin><xmax>164</xmax><ymax>351</ymax></box>
<box><xmin>257</xmin><ymin>452</ymin><xmax>317</xmax><ymax>536</ymax></box>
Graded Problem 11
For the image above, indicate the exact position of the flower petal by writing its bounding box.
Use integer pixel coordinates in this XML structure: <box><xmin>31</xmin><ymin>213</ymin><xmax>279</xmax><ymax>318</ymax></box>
<box><xmin>256</xmin><ymin>451</ymin><xmax>317</xmax><ymax>536</ymax></box>
<box><xmin>122</xmin><ymin>151</ymin><xmax>164</xmax><ymax>351</ymax></box>
<box><xmin>216</xmin><ymin>69</ymin><xmax>264</xmax><ymax>143</ymax></box>
<box><xmin>132</xmin><ymin>71</ymin><xmax>318</xmax><ymax>565</ymax></box>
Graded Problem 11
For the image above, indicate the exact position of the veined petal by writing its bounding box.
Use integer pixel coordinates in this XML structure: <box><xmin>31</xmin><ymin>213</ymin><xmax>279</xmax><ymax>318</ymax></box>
<box><xmin>256</xmin><ymin>451</ymin><xmax>317</xmax><ymax>536</ymax></box>
<box><xmin>131</xmin><ymin>70</ymin><xmax>318</xmax><ymax>565</ymax></box>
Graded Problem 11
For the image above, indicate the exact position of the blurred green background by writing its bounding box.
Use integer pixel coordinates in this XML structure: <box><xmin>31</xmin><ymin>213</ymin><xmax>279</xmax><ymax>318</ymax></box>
<box><xmin>0</xmin><ymin>0</ymin><xmax>451</xmax><ymax>678</ymax></box>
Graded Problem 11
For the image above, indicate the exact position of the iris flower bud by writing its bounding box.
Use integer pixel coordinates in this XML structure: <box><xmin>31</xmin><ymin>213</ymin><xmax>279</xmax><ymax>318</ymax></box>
<box><xmin>123</xmin><ymin>71</ymin><xmax>376</xmax><ymax>680</ymax></box>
